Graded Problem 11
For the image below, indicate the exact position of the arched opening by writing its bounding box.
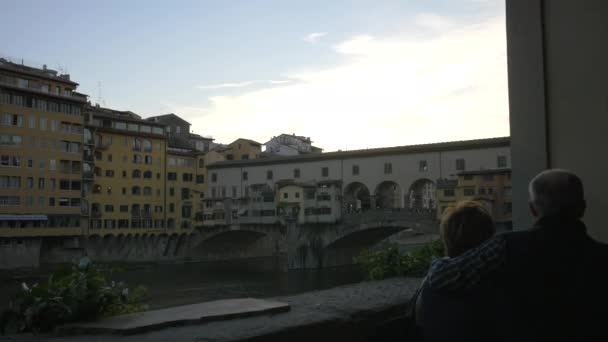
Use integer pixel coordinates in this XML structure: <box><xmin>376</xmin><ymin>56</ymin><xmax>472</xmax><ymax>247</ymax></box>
<box><xmin>343</xmin><ymin>182</ymin><xmax>371</xmax><ymax>213</ymax></box>
<box><xmin>407</xmin><ymin>179</ymin><xmax>437</xmax><ymax>211</ymax></box>
<box><xmin>374</xmin><ymin>181</ymin><xmax>401</xmax><ymax>209</ymax></box>
<box><xmin>132</xmin><ymin>169</ymin><xmax>141</xmax><ymax>178</ymax></box>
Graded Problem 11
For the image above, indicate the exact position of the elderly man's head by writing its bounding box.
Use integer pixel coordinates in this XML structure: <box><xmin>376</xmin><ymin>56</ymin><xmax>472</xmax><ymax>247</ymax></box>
<box><xmin>528</xmin><ymin>169</ymin><xmax>586</xmax><ymax>219</ymax></box>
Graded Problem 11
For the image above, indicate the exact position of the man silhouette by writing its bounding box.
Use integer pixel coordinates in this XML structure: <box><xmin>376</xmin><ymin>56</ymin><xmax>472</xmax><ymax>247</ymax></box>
<box><xmin>426</xmin><ymin>169</ymin><xmax>608</xmax><ymax>341</ymax></box>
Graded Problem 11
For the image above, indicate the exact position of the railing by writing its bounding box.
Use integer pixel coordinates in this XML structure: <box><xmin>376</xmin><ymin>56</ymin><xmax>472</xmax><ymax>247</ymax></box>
<box><xmin>131</xmin><ymin>210</ymin><xmax>141</xmax><ymax>218</ymax></box>
<box><xmin>82</xmin><ymin>171</ymin><xmax>94</xmax><ymax>180</ymax></box>
<box><xmin>95</xmin><ymin>141</ymin><xmax>111</xmax><ymax>150</ymax></box>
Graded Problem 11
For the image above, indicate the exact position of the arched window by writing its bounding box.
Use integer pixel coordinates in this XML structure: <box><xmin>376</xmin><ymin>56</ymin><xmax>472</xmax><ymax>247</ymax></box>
<box><xmin>132</xmin><ymin>186</ymin><xmax>141</xmax><ymax>195</ymax></box>
<box><xmin>143</xmin><ymin>170</ymin><xmax>152</xmax><ymax>179</ymax></box>
<box><xmin>131</xmin><ymin>204</ymin><xmax>140</xmax><ymax>215</ymax></box>
<box><xmin>142</xmin><ymin>139</ymin><xmax>152</xmax><ymax>152</ymax></box>
<box><xmin>133</xmin><ymin>138</ymin><xmax>141</xmax><ymax>151</ymax></box>
<box><xmin>132</xmin><ymin>170</ymin><xmax>141</xmax><ymax>178</ymax></box>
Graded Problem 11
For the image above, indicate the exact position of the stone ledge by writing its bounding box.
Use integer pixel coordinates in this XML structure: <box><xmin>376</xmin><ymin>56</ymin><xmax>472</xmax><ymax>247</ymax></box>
<box><xmin>11</xmin><ymin>277</ymin><xmax>422</xmax><ymax>342</ymax></box>
<box><xmin>57</xmin><ymin>298</ymin><xmax>290</xmax><ymax>335</ymax></box>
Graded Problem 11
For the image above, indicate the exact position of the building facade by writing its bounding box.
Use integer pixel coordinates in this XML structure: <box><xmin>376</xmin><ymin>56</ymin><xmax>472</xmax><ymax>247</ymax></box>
<box><xmin>203</xmin><ymin>137</ymin><xmax>511</xmax><ymax>226</ymax></box>
<box><xmin>263</xmin><ymin>134</ymin><xmax>322</xmax><ymax>156</ymax></box>
<box><xmin>84</xmin><ymin>105</ymin><xmax>167</xmax><ymax>233</ymax></box>
<box><xmin>436</xmin><ymin>168</ymin><xmax>512</xmax><ymax>230</ymax></box>
<box><xmin>0</xmin><ymin>59</ymin><xmax>88</xmax><ymax>239</ymax></box>
<box><xmin>220</xmin><ymin>138</ymin><xmax>262</xmax><ymax>161</ymax></box>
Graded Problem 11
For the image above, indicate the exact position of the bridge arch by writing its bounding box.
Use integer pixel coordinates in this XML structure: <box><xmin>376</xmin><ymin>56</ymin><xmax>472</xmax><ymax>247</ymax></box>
<box><xmin>343</xmin><ymin>182</ymin><xmax>371</xmax><ymax>213</ymax></box>
<box><xmin>406</xmin><ymin>178</ymin><xmax>437</xmax><ymax>210</ymax></box>
<box><xmin>374</xmin><ymin>181</ymin><xmax>402</xmax><ymax>209</ymax></box>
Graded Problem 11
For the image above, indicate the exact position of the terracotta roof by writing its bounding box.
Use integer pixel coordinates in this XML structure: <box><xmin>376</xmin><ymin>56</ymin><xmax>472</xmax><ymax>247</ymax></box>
<box><xmin>230</xmin><ymin>138</ymin><xmax>262</xmax><ymax>147</ymax></box>
<box><xmin>146</xmin><ymin>113</ymin><xmax>191</xmax><ymax>125</ymax></box>
<box><xmin>208</xmin><ymin>137</ymin><xmax>510</xmax><ymax>169</ymax></box>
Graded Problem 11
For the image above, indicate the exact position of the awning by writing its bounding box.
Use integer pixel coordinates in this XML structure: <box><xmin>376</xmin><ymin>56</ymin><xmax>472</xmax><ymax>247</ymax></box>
<box><xmin>0</xmin><ymin>214</ymin><xmax>48</xmax><ymax>221</ymax></box>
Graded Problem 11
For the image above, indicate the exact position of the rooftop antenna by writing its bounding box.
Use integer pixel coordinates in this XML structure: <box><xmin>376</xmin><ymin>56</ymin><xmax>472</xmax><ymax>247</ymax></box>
<box><xmin>96</xmin><ymin>81</ymin><xmax>106</xmax><ymax>107</ymax></box>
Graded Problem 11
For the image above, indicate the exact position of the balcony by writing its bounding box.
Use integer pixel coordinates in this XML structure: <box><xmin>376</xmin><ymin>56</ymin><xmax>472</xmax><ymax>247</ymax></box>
<box><xmin>95</xmin><ymin>141</ymin><xmax>111</xmax><ymax>150</ymax></box>
<box><xmin>131</xmin><ymin>210</ymin><xmax>141</xmax><ymax>218</ymax></box>
<box><xmin>83</xmin><ymin>172</ymin><xmax>95</xmax><ymax>180</ymax></box>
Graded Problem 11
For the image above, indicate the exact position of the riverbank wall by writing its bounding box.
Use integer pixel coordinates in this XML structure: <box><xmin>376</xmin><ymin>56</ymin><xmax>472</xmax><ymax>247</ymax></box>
<box><xmin>11</xmin><ymin>277</ymin><xmax>422</xmax><ymax>342</ymax></box>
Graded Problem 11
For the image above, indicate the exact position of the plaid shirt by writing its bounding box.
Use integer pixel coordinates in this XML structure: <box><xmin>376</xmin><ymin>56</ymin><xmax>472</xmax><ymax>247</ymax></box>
<box><xmin>427</xmin><ymin>234</ymin><xmax>507</xmax><ymax>291</ymax></box>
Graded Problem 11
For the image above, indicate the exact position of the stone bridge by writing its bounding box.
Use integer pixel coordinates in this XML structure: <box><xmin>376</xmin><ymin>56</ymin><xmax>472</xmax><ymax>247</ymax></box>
<box><xmin>286</xmin><ymin>210</ymin><xmax>437</xmax><ymax>269</ymax></box>
<box><xmin>29</xmin><ymin>210</ymin><xmax>436</xmax><ymax>270</ymax></box>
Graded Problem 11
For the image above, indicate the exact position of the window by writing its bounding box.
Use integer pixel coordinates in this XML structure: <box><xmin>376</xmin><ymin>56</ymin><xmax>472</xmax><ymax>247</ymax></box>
<box><xmin>305</xmin><ymin>188</ymin><xmax>315</xmax><ymax>200</ymax></box>
<box><xmin>175</xmin><ymin>126</ymin><xmax>181</xmax><ymax>134</ymax></box>
<box><xmin>0</xmin><ymin>135</ymin><xmax>22</xmax><ymax>146</ymax></box>
<box><xmin>143</xmin><ymin>187</ymin><xmax>152</xmax><ymax>196</ymax></box>
<box><xmin>267</xmin><ymin>170</ymin><xmax>273</xmax><ymax>180</ymax></box>
<box><xmin>169</xmin><ymin>203</ymin><xmax>175</xmax><ymax>213</ymax></box>
<box><xmin>1</xmin><ymin>113</ymin><xmax>23</xmax><ymax>127</ymax></box>
<box><xmin>132</xmin><ymin>186</ymin><xmax>141</xmax><ymax>195</ymax></box>
<box><xmin>132</xmin><ymin>170</ymin><xmax>141</xmax><ymax>178</ymax></box>
<box><xmin>169</xmin><ymin>188</ymin><xmax>175</xmax><ymax>196</ymax></box>
<box><xmin>419</xmin><ymin>160</ymin><xmax>428</xmax><ymax>172</ymax></box>
<box><xmin>0</xmin><ymin>176</ymin><xmax>21</xmax><ymax>189</ymax></box>
<box><xmin>352</xmin><ymin>165</ymin><xmax>360</xmax><ymax>175</ymax></box>
<box><xmin>143</xmin><ymin>170</ymin><xmax>152</xmax><ymax>179</ymax></box>
<box><xmin>321</xmin><ymin>167</ymin><xmax>329</xmax><ymax>177</ymax></box>
<box><xmin>49</xmin><ymin>178</ymin><xmax>55</xmax><ymax>191</ymax></box>
<box><xmin>182</xmin><ymin>173</ymin><xmax>193</xmax><ymax>182</ymax></box>
<box><xmin>122</xmin><ymin>187</ymin><xmax>126</xmax><ymax>195</ymax></box>
<box><xmin>463</xmin><ymin>188</ymin><xmax>475</xmax><ymax>196</ymax></box>
<box><xmin>40</xmin><ymin>118</ymin><xmax>47</xmax><ymax>130</ymax></box>
<box><xmin>196</xmin><ymin>175</ymin><xmax>204</xmax><ymax>184</ymax></box>
<box><xmin>478</xmin><ymin>187</ymin><xmax>486</xmax><ymax>195</ymax></box>
<box><xmin>49</xmin><ymin>159</ymin><xmax>56</xmax><ymax>171</ymax></box>
<box><xmin>221</xmin><ymin>187</ymin><xmax>226</xmax><ymax>198</ymax></box>
<box><xmin>483</xmin><ymin>174</ymin><xmax>494</xmax><ymax>181</ymax></box>
<box><xmin>38</xmin><ymin>178</ymin><xmax>45</xmax><ymax>189</ymax></box>
<box><xmin>105</xmin><ymin>170</ymin><xmax>115</xmax><ymax>177</ymax></box>
<box><xmin>105</xmin><ymin>205</ymin><xmax>114</xmax><ymax>212</ymax></box>
<box><xmin>49</xmin><ymin>197</ymin><xmax>55</xmax><ymax>206</ymax></box>
<box><xmin>294</xmin><ymin>168</ymin><xmax>300</xmax><ymax>178</ymax></box>
<box><xmin>133</xmin><ymin>154</ymin><xmax>142</xmax><ymax>164</ymax></box>
<box><xmin>211</xmin><ymin>173</ymin><xmax>217</xmax><ymax>182</ymax></box>
<box><xmin>59</xmin><ymin>179</ymin><xmax>71</xmax><ymax>190</ymax></box>
<box><xmin>456</xmin><ymin>158</ymin><xmax>466</xmax><ymax>171</ymax></box>
<box><xmin>463</xmin><ymin>174</ymin><xmax>474</xmax><ymax>181</ymax></box>
<box><xmin>211</xmin><ymin>187</ymin><xmax>217</xmax><ymax>198</ymax></box>
<box><xmin>50</xmin><ymin>120</ymin><xmax>58</xmax><ymax>132</ymax></box>
<box><xmin>133</xmin><ymin>138</ymin><xmax>141</xmax><ymax>151</ymax></box>
<box><xmin>181</xmin><ymin>188</ymin><xmax>190</xmax><ymax>200</ymax></box>
<box><xmin>144</xmin><ymin>155</ymin><xmax>152</xmax><ymax>164</ymax></box>
<box><xmin>241</xmin><ymin>154</ymin><xmax>249</xmax><ymax>160</ymax></box>
<box><xmin>443</xmin><ymin>189</ymin><xmax>455</xmax><ymax>197</ymax></box>
<box><xmin>232</xmin><ymin>186</ymin><xmax>237</xmax><ymax>198</ymax></box>
<box><xmin>199</xmin><ymin>159</ymin><xmax>204</xmax><ymax>168</ymax></box>
<box><xmin>108</xmin><ymin>154</ymin><xmax>112</xmax><ymax>162</ymax></box>
<box><xmin>226</xmin><ymin>154</ymin><xmax>234</xmax><ymax>160</ymax></box>
<box><xmin>142</xmin><ymin>139</ymin><xmax>152</xmax><ymax>152</ymax></box>
<box><xmin>39</xmin><ymin>159</ymin><xmax>45</xmax><ymax>169</ymax></box>
<box><xmin>242</xmin><ymin>171</ymin><xmax>248</xmax><ymax>181</ymax></box>
<box><xmin>168</xmin><ymin>172</ymin><xmax>177</xmax><ymax>181</ymax></box>
<box><xmin>384</xmin><ymin>163</ymin><xmax>392</xmax><ymax>174</ymax></box>
<box><xmin>120</xmin><ymin>205</ymin><xmax>128</xmax><ymax>212</ymax></box>
<box><xmin>295</xmin><ymin>192</ymin><xmax>300</xmax><ymax>199</ymax></box>
<box><xmin>0</xmin><ymin>155</ymin><xmax>20</xmax><ymax>167</ymax></box>
<box><xmin>497</xmin><ymin>155</ymin><xmax>508</xmax><ymax>168</ymax></box>
<box><xmin>283</xmin><ymin>192</ymin><xmax>288</xmax><ymax>199</ymax></box>
<box><xmin>0</xmin><ymin>196</ymin><xmax>20</xmax><ymax>206</ymax></box>
<box><xmin>168</xmin><ymin>158</ymin><xmax>176</xmax><ymax>166</ymax></box>
<box><xmin>503</xmin><ymin>202</ymin><xmax>512</xmax><ymax>214</ymax></box>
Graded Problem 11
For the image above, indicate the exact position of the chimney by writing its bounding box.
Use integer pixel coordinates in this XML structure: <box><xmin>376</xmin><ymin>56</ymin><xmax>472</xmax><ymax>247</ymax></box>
<box><xmin>43</xmin><ymin>64</ymin><xmax>47</xmax><ymax>70</ymax></box>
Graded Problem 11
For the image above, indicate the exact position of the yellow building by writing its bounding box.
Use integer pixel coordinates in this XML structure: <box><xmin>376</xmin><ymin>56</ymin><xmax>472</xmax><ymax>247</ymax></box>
<box><xmin>166</xmin><ymin>148</ymin><xmax>207</xmax><ymax>229</ymax></box>
<box><xmin>0</xmin><ymin>59</ymin><xmax>88</xmax><ymax>237</ymax></box>
<box><xmin>84</xmin><ymin>105</ymin><xmax>167</xmax><ymax>234</ymax></box>
<box><xmin>436</xmin><ymin>168</ymin><xmax>513</xmax><ymax>230</ymax></box>
<box><xmin>221</xmin><ymin>138</ymin><xmax>262</xmax><ymax>160</ymax></box>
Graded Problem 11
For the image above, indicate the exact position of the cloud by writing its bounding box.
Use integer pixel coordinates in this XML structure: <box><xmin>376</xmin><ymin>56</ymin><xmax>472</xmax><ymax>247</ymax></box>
<box><xmin>269</xmin><ymin>80</ymin><xmax>291</xmax><ymax>85</ymax></box>
<box><xmin>303</xmin><ymin>32</ymin><xmax>328</xmax><ymax>44</ymax></box>
<box><xmin>179</xmin><ymin>11</ymin><xmax>508</xmax><ymax>152</ymax></box>
<box><xmin>197</xmin><ymin>81</ymin><xmax>258</xmax><ymax>90</ymax></box>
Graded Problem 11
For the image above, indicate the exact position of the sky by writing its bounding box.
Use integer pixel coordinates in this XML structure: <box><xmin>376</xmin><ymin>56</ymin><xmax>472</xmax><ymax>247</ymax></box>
<box><xmin>0</xmin><ymin>0</ymin><xmax>509</xmax><ymax>152</ymax></box>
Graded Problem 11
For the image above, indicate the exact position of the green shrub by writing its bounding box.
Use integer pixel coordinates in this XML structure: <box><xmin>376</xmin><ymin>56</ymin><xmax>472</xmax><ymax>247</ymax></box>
<box><xmin>355</xmin><ymin>240</ymin><xmax>444</xmax><ymax>280</ymax></box>
<box><xmin>0</xmin><ymin>257</ymin><xmax>148</xmax><ymax>334</ymax></box>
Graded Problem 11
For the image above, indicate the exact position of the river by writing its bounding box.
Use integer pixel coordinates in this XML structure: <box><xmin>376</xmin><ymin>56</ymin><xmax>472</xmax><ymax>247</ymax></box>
<box><xmin>0</xmin><ymin>258</ymin><xmax>365</xmax><ymax>310</ymax></box>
